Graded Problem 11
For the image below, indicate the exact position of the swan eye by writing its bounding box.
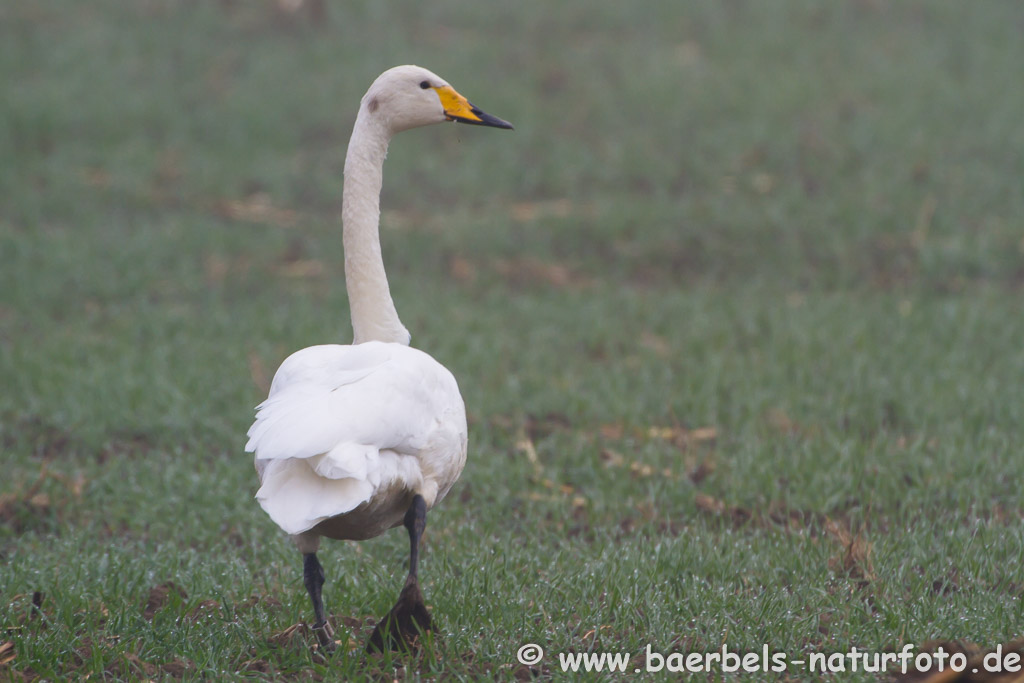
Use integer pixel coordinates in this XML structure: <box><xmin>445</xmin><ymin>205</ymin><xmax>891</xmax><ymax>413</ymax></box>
<box><xmin>419</xmin><ymin>80</ymin><xmax>431</xmax><ymax>89</ymax></box>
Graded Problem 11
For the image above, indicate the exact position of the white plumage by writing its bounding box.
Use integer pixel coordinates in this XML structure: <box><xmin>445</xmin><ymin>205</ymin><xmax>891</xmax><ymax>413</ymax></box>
<box><xmin>243</xmin><ymin>64</ymin><xmax>511</xmax><ymax>651</ymax></box>
<box><xmin>247</xmin><ymin>341</ymin><xmax>467</xmax><ymax>540</ymax></box>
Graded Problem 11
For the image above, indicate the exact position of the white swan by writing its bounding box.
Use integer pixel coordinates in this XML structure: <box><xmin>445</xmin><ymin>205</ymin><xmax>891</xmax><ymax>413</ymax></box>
<box><xmin>244</xmin><ymin>65</ymin><xmax>512</xmax><ymax>651</ymax></box>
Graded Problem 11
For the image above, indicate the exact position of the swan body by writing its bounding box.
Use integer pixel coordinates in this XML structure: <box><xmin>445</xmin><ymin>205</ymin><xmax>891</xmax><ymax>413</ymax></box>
<box><xmin>247</xmin><ymin>341</ymin><xmax>467</xmax><ymax>541</ymax></box>
<box><xmin>244</xmin><ymin>65</ymin><xmax>511</xmax><ymax>651</ymax></box>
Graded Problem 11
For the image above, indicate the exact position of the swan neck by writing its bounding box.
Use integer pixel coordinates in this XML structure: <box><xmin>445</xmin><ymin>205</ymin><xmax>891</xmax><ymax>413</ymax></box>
<box><xmin>342</xmin><ymin>112</ymin><xmax>411</xmax><ymax>345</ymax></box>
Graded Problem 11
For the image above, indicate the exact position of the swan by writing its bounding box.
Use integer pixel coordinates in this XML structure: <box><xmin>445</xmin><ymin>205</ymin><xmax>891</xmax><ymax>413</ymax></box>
<box><xmin>244</xmin><ymin>65</ymin><xmax>512</xmax><ymax>652</ymax></box>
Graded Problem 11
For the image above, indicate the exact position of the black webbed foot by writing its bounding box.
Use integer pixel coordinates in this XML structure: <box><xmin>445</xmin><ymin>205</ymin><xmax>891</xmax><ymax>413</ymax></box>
<box><xmin>311</xmin><ymin>618</ymin><xmax>336</xmax><ymax>652</ymax></box>
<box><xmin>366</xmin><ymin>574</ymin><xmax>432</xmax><ymax>653</ymax></box>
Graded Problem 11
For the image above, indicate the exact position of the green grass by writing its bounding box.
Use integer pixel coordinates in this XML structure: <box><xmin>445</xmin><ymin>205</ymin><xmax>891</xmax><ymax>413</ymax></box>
<box><xmin>2</xmin><ymin>1</ymin><xmax>1023</xmax><ymax>680</ymax></box>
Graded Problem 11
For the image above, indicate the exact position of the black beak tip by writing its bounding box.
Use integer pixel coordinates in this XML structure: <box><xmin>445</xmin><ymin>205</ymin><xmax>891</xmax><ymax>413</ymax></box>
<box><xmin>488</xmin><ymin>119</ymin><xmax>514</xmax><ymax>130</ymax></box>
<box><xmin>454</xmin><ymin>104</ymin><xmax>514</xmax><ymax>130</ymax></box>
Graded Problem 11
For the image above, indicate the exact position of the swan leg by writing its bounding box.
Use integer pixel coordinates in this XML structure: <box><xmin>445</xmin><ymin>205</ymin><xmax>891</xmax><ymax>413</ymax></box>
<box><xmin>405</xmin><ymin>493</ymin><xmax>427</xmax><ymax>578</ymax></box>
<box><xmin>366</xmin><ymin>494</ymin><xmax>433</xmax><ymax>652</ymax></box>
<box><xmin>303</xmin><ymin>552</ymin><xmax>335</xmax><ymax>651</ymax></box>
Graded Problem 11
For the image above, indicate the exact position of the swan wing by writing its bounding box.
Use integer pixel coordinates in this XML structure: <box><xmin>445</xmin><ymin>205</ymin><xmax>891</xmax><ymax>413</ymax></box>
<box><xmin>245</xmin><ymin>342</ymin><xmax>392</xmax><ymax>461</ymax></box>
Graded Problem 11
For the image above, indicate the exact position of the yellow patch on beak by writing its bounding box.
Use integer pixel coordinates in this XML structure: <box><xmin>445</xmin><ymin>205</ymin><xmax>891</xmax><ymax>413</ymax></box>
<box><xmin>433</xmin><ymin>85</ymin><xmax>514</xmax><ymax>130</ymax></box>
<box><xmin>435</xmin><ymin>85</ymin><xmax>482</xmax><ymax>123</ymax></box>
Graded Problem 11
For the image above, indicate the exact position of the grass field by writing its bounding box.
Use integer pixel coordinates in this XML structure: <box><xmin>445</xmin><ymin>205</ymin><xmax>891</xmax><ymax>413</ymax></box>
<box><xmin>2</xmin><ymin>1</ymin><xmax>1023</xmax><ymax>680</ymax></box>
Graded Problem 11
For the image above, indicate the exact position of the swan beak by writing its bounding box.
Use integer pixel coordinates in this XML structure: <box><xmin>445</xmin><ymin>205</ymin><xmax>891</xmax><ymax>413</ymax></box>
<box><xmin>435</xmin><ymin>85</ymin><xmax>514</xmax><ymax>130</ymax></box>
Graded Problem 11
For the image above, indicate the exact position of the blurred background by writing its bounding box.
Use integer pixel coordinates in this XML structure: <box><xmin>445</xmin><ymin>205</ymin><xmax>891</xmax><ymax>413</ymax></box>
<box><xmin>3</xmin><ymin>0</ymin><xmax>1021</xmax><ymax>432</ymax></box>
<box><xmin>2</xmin><ymin>0</ymin><xmax>1022</xmax><ymax>678</ymax></box>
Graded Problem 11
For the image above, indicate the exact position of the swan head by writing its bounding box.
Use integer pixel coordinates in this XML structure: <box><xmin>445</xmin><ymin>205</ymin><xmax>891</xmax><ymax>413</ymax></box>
<box><xmin>360</xmin><ymin>65</ymin><xmax>513</xmax><ymax>134</ymax></box>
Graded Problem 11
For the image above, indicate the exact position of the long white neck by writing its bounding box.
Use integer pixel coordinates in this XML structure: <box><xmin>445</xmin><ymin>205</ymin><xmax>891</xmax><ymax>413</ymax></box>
<box><xmin>342</xmin><ymin>109</ymin><xmax>411</xmax><ymax>345</ymax></box>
